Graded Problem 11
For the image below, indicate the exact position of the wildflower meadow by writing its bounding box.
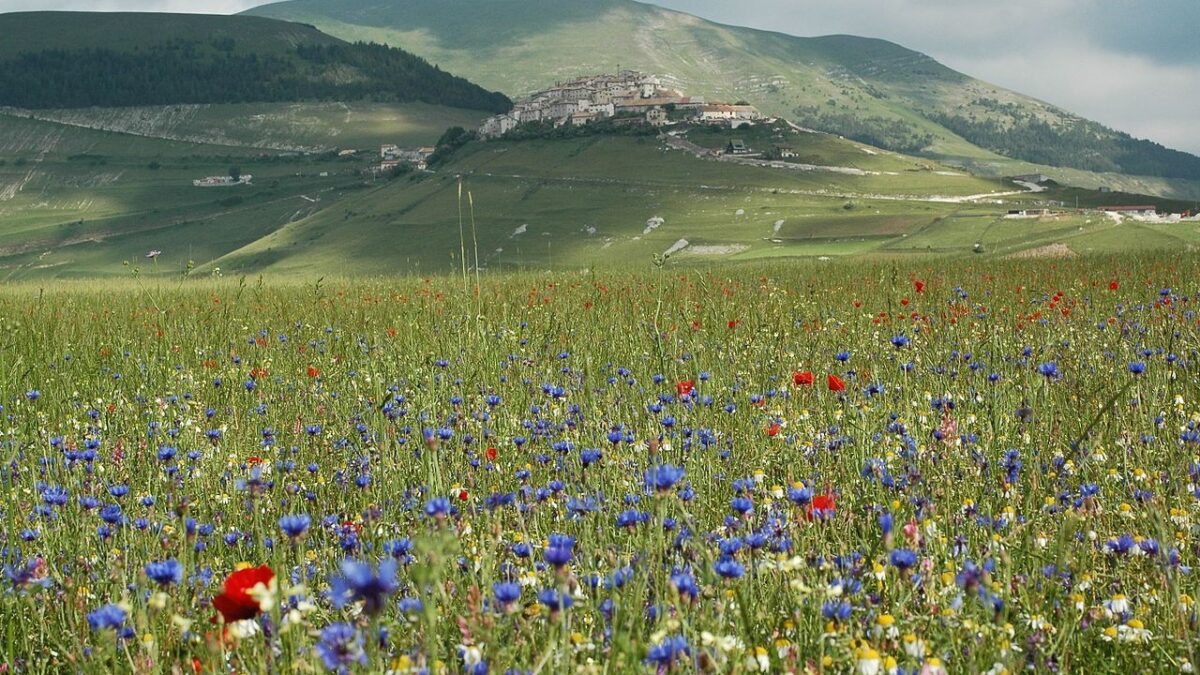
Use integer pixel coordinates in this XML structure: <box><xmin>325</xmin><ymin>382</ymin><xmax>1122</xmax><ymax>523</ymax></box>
<box><xmin>2</xmin><ymin>256</ymin><xmax>1199</xmax><ymax>674</ymax></box>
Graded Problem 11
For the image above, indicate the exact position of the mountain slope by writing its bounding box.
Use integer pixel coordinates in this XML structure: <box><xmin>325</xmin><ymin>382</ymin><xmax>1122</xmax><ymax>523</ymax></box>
<box><xmin>245</xmin><ymin>0</ymin><xmax>1200</xmax><ymax>184</ymax></box>
<box><xmin>0</xmin><ymin>12</ymin><xmax>511</xmax><ymax>112</ymax></box>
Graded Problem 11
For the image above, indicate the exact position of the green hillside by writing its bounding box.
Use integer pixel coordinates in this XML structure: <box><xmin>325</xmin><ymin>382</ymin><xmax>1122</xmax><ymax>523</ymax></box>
<box><xmin>198</xmin><ymin>128</ymin><xmax>1200</xmax><ymax>276</ymax></box>
<box><xmin>245</xmin><ymin>0</ymin><xmax>1200</xmax><ymax>188</ymax></box>
<box><xmin>0</xmin><ymin>11</ymin><xmax>511</xmax><ymax>112</ymax></box>
<box><xmin>13</xmin><ymin>102</ymin><xmax>488</xmax><ymax>154</ymax></box>
<box><xmin>4</xmin><ymin>106</ymin><xmax>1195</xmax><ymax>280</ymax></box>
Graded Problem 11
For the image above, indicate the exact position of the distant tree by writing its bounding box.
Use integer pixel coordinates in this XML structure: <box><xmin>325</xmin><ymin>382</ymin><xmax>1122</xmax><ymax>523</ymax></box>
<box><xmin>229</xmin><ymin>166</ymin><xmax>242</xmax><ymax>181</ymax></box>
<box><xmin>436</xmin><ymin>126</ymin><xmax>471</xmax><ymax>148</ymax></box>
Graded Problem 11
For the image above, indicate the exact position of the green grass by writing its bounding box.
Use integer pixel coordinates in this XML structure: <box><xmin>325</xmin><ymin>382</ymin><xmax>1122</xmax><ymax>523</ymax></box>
<box><xmin>14</xmin><ymin>102</ymin><xmax>488</xmax><ymax>154</ymax></box>
<box><xmin>2</xmin><ymin>256</ymin><xmax>1199</xmax><ymax>673</ymax></box>
<box><xmin>0</xmin><ymin>112</ymin><xmax>366</xmax><ymax>277</ymax></box>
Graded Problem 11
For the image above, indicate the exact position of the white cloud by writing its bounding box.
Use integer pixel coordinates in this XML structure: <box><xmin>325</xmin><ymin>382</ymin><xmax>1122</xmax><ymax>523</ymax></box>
<box><xmin>951</xmin><ymin>39</ymin><xmax>1200</xmax><ymax>154</ymax></box>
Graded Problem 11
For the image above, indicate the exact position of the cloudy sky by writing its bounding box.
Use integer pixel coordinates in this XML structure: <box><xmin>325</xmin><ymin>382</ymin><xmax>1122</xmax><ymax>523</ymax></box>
<box><xmin>3</xmin><ymin>0</ymin><xmax>1197</xmax><ymax>154</ymax></box>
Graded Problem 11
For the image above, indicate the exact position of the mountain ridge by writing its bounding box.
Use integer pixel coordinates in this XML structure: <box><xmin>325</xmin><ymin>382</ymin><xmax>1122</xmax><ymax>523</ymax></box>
<box><xmin>244</xmin><ymin>0</ymin><xmax>1200</xmax><ymax>185</ymax></box>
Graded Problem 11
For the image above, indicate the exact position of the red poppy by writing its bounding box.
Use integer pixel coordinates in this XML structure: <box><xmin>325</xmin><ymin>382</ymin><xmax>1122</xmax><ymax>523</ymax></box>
<box><xmin>914</xmin><ymin>279</ymin><xmax>926</xmax><ymax>293</ymax></box>
<box><xmin>458</xmin><ymin>489</ymin><xmax>470</xmax><ymax>502</ymax></box>
<box><xmin>249</xmin><ymin>367</ymin><xmax>268</xmax><ymax>380</ymax></box>
<box><xmin>727</xmin><ymin>319</ymin><xmax>740</xmax><ymax>329</ymax></box>
<box><xmin>1109</xmin><ymin>280</ymin><xmax>1119</xmax><ymax>291</ymax></box>
<box><xmin>306</xmin><ymin>366</ymin><xmax>321</xmax><ymax>378</ymax></box>
<box><xmin>827</xmin><ymin>375</ymin><xmax>846</xmax><ymax>392</ymax></box>
<box><xmin>805</xmin><ymin>493</ymin><xmax>837</xmax><ymax>521</ymax></box>
<box><xmin>676</xmin><ymin>380</ymin><xmax>695</xmax><ymax>397</ymax></box>
<box><xmin>766</xmin><ymin>423</ymin><xmax>781</xmax><ymax>437</ymax></box>
<box><xmin>792</xmin><ymin>371</ymin><xmax>814</xmax><ymax>386</ymax></box>
<box><xmin>486</xmin><ymin>447</ymin><xmax>498</xmax><ymax>461</ymax></box>
<box><xmin>212</xmin><ymin>565</ymin><xmax>274</xmax><ymax>623</ymax></box>
<box><xmin>246</xmin><ymin>456</ymin><xmax>263</xmax><ymax>466</ymax></box>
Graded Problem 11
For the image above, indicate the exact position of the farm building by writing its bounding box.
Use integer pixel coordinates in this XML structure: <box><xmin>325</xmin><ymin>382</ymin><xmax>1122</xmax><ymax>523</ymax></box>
<box><xmin>1098</xmin><ymin>205</ymin><xmax>1157</xmax><ymax>216</ymax></box>
<box><xmin>1012</xmin><ymin>173</ymin><xmax>1050</xmax><ymax>184</ymax></box>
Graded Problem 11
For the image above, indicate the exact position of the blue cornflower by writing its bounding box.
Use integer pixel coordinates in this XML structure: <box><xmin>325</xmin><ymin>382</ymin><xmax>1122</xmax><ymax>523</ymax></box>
<box><xmin>330</xmin><ymin>559</ymin><xmax>399</xmax><ymax>615</ymax></box>
<box><xmin>580</xmin><ymin>448</ymin><xmax>603</xmax><ymax>467</ymax></box>
<box><xmin>548</xmin><ymin>533</ymin><xmax>576</xmax><ymax>549</ymax></box>
<box><xmin>424</xmin><ymin>497</ymin><xmax>455</xmax><ymax>518</ymax></box>
<box><xmin>537</xmin><ymin>588</ymin><xmax>573</xmax><ymax>612</ymax></box>
<box><xmin>493</xmin><ymin>582</ymin><xmax>521</xmax><ymax>607</ymax></box>
<box><xmin>786</xmin><ymin>486</ymin><xmax>812</xmax><ymax>505</ymax></box>
<box><xmin>670</xmin><ymin>569</ymin><xmax>699</xmax><ymax>600</ymax></box>
<box><xmin>1037</xmin><ymin>362</ymin><xmax>1060</xmax><ymax>378</ymax></box>
<box><xmin>879</xmin><ymin>511</ymin><xmax>893</xmax><ymax>536</ymax></box>
<box><xmin>41</xmin><ymin>486</ymin><xmax>69</xmax><ymax>507</ymax></box>
<box><xmin>645</xmin><ymin>635</ymin><xmax>690</xmax><ymax>668</ymax></box>
<box><xmin>713</xmin><ymin>557</ymin><xmax>744</xmax><ymax>579</ymax></box>
<box><xmin>1106</xmin><ymin>534</ymin><xmax>1136</xmax><ymax>555</ymax></box>
<box><xmin>86</xmin><ymin>604</ymin><xmax>128</xmax><ymax>631</ymax></box>
<box><xmin>889</xmin><ymin>549</ymin><xmax>919</xmax><ymax>570</ymax></box>
<box><xmin>279</xmin><ymin>514</ymin><xmax>312</xmax><ymax>539</ymax></box>
<box><xmin>99</xmin><ymin>504</ymin><xmax>123</xmax><ymax>525</ymax></box>
<box><xmin>730</xmin><ymin>496</ymin><xmax>754</xmax><ymax>514</ymax></box>
<box><xmin>891</xmin><ymin>335</ymin><xmax>910</xmax><ymax>348</ymax></box>
<box><xmin>383</xmin><ymin>538</ymin><xmax>414</xmax><ymax>562</ymax></box>
<box><xmin>397</xmin><ymin>596</ymin><xmax>424</xmax><ymax>615</ymax></box>
<box><xmin>821</xmin><ymin>599</ymin><xmax>852</xmax><ymax>622</ymax></box>
<box><xmin>544</xmin><ymin>546</ymin><xmax>574</xmax><ymax>568</ymax></box>
<box><xmin>644</xmin><ymin>464</ymin><xmax>686</xmax><ymax>492</ymax></box>
<box><xmin>144</xmin><ymin>559</ymin><xmax>183</xmax><ymax>586</ymax></box>
<box><xmin>315</xmin><ymin>623</ymin><xmax>367</xmax><ymax>673</ymax></box>
<box><xmin>1128</xmin><ymin>361</ymin><xmax>1146</xmax><ymax>375</ymax></box>
<box><xmin>616</xmin><ymin>509</ymin><xmax>650</xmax><ymax>528</ymax></box>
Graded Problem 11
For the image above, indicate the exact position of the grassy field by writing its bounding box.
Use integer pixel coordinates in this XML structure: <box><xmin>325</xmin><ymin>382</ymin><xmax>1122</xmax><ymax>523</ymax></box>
<box><xmin>12</xmin><ymin>103</ymin><xmax>488</xmax><ymax>154</ymax></box>
<box><xmin>0</xmin><ymin>104</ymin><xmax>482</xmax><ymax>279</ymax></box>
<box><xmin>204</xmin><ymin>134</ymin><xmax>1200</xmax><ymax>276</ymax></box>
<box><xmin>1</xmin><ymin>256</ymin><xmax>1198</xmax><ymax>673</ymax></box>
<box><xmin>3</xmin><ymin>110</ymin><xmax>1197</xmax><ymax>280</ymax></box>
<box><xmin>0</xmin><ymin>112</ymin><xmax>369</xmax><ymax>278</ymax></box>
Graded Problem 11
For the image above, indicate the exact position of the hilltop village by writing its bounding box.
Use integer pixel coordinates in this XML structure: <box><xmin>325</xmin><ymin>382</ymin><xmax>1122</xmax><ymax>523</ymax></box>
<box><xmin>480</xmin><ymin>71</ymin><xmax>762</xmax><ymax>138</ymax></box>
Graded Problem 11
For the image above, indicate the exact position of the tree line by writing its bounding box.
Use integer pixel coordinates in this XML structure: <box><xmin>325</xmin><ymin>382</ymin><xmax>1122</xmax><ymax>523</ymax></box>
<box><xmin>0</xmin><ymin>39</ymin><xmax>512</xmax><ymax>113</ymax></box>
